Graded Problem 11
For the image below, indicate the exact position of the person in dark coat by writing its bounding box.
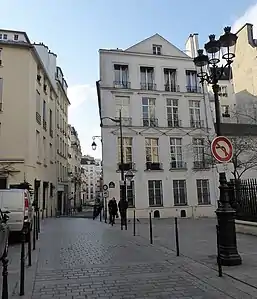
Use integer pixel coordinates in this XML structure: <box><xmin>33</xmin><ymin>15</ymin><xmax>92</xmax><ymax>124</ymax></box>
<box><xmin>108</xmin><ymin>197</ymin><xmax>118</xmax><ymax>225</ymax></box>
<box><xmin>118</xmin><ymin>200</ymin><xmax>128</xmax><ymax>229</ymax></box>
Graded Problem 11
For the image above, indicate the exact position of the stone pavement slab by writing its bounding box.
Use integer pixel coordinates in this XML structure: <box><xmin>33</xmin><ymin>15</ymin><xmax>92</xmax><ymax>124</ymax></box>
<box><xmin>130</xmin><ymin>217</ymin><xmax>257</xmax><ymax>289</ymax></box>
<box><xmin>21</xmin><ymin>217</ymin><xmax>257</xmax><ymax>299</ymax></box>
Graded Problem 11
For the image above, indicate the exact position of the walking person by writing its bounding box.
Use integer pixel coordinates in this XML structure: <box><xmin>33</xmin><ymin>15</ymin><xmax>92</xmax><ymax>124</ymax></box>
<box><xmin>118</xmin><ymin>199</ymin><xmax>128</xmax><ymax>230</ymax></box>
<box><xmin>108</xmin><ymin>197</ymin><xmax>118</xmax><ymax>226</ymax></box>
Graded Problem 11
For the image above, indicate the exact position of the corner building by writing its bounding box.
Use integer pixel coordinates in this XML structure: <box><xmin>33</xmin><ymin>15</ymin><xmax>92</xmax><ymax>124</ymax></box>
<box><xmin>98</xmin><ymin>34</ymin><xmax>217</xmax><ymax>218</ymax></box>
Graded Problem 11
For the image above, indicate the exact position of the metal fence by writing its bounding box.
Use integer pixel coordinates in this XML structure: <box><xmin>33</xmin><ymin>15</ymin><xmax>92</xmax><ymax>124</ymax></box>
<box><xmin>229</xmin><ymin>179</ymin><xmax>257</xmax><ymax>222</ymax></box>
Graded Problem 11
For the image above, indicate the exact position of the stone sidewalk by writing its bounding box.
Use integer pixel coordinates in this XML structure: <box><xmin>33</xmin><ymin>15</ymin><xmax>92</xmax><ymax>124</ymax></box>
<box><xmin>125</xmin><ymin>217</ymin><xmax>257</xmax><ymax>289</ymax></box>
<box><xmin>5</xmin><ymin>217</ymin><xmax>257</xmax><ymax>298</ymax></box>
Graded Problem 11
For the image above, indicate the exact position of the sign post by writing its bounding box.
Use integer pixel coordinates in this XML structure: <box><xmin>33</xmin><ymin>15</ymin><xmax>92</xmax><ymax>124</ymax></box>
<box><xmin>211</xmin><ymin>136</ymin><xmax>233</xmax><ymax>163</ymax></box>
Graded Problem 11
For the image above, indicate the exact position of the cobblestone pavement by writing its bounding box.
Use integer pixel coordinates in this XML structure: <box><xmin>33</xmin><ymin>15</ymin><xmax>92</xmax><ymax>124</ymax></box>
<box><xmin>20</xmin><ymin>217</ymin><xmax>257</xmax><ymax>298</ymax></box>
<box><xmin>131</xmin><ymin>217</ymin><xmax>257</xmax><ymax>289</ymax></box>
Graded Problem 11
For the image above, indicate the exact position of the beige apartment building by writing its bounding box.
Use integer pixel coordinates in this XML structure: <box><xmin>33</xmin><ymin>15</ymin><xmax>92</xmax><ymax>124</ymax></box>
<box><xmin>233</xmin><ymin>23</ymin><xmax>257</xmax><ymax>96</ymax></box>
<box><xmin>0</xmin><ymin>29</ymin><xmax>70</xmax><ymax>216</ymax></box>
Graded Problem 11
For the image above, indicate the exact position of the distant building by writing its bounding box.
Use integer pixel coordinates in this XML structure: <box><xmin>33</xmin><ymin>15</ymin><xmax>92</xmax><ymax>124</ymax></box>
<box><xmin>68</xmin><ymin>125</ymin><xmax>82</xmax><ymax>210</ymax></box>
<box><xmin>81</xmin><ymin>155</ymin><xmax>102</xmax><ymax>202</ymax></box>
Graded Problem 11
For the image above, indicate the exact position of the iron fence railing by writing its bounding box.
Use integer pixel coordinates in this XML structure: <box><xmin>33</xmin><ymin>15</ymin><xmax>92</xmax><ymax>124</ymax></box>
<box><xmin>228</xmin><ymin>179</ymin><xmax>257</xmax><ymax>222</ymax></box>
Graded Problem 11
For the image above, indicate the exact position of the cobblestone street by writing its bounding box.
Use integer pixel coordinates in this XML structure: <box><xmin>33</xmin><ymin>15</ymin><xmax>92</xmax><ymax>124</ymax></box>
<box><xmin>2</xmin><ymin>217</ymin><xmax>255</xmax><ymax>299</ymax></box>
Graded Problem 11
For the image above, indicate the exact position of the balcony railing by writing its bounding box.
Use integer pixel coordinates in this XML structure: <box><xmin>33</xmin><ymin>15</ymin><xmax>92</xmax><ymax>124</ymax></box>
<box><xmin>170</xmin><ymin>161</ymin><xmax>187</xmax><ymax>170</ymax></box>
<box><xmin>117</xmin><ymin>162</ymin><xmax>136</xmax><ymax>171</ymax></box>
<box><xmin>186</xmin><ymin>85</ymin><xmax>202</xmax><ymax>93</ymax></box>
<box><xmin>167</xmin><ymin>119</ymin><xmax>181</xmax><ymax>128</ymax></box>
<box><xmin>145</xmin><ymin>162</ymin><xmax>163</xmax><ymax>171</ymax></box>
<box><xmin>140</xmin><ymin>82</ymin><xmax>156</xmax><ymax>91</ymax></box>
<box><xmin>193</xmin><ymin>161</ymin><xmax>211</xmax><ymax>170</ymax></box>
<box><xmin>36</xmin><ymin>112</ymin><xmax>41</xmax><ymax>125</ymax></box>
<box><xmin>113</xmin><ymin>81</ymin><xmax>131</xmax><ymax>89</ymax></box>
<box><xmin>164</xmin><ymin>84</ymin><xmax>180</xmax><ymax>92</ymax></box>
<box><xmin>143</xmin><ymin>118</ymin><xmax>158</xmax><ymax>127</ymax></box>
<box><xmin>190</xmin><ymin>120</ymin><xmax>204</xmax><ymax>128</ymax></box>
<box><xmin>115</xmin><ymin>117</ymin><xmax>132</xmax><ymax>126</ymax></box>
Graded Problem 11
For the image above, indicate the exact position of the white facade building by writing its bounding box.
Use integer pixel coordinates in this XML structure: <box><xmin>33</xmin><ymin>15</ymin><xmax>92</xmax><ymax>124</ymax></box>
<box><xmin>81</xmin><ymin>155</ymin><xmax>102</xmax><ymax>202</ymax></box>
<box><xmin>98</xmin><ymin>34</ymin><xmax>218</xmax><ymax>219</ymax></box>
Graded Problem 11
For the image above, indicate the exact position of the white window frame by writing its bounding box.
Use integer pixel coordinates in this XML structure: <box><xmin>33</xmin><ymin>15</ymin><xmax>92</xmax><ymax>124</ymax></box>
<box><xmin>142</xmin><ymin>97</ymin><xmax>156</xmax><ymax>126</ymax></box>
<box><xmin>167</xmin><ymin>98</ymin><xmax>179</xmax><ymax>127</ymax></box>
<box><xmin>186</xmin><ymin>70</ymin><xmax>197</xmax><ymax>88</ymax></box>
<box><xmin>153</xmin><ymin>45</ymin><xmax>162</xmax><ymax>55</ymax></box>
<box><xmin>118</xmin><ymin>137</ymin><xmax>132</xmax><ymax>163</ymax></box>
<box><xmin>173</xmin><ymin>180</ymin><xmax>187</xmax><ymax>205</ymax></box>
<box><xmin>140</xmin><ymin>67</ymin><xmax>154</xmax><ymax>85</ymax></box>
<box><xmin>114</xmin><ymin>64</ymin><xmax>129</xmax><ymax>84</ymax></box>
<box><xmin>197</xmin><ymin>179</ymin><xmax>210</xmax><ymax>205</ymax></box>
<box><xmin>148</xmin><ymin>180</ymin><xmax>163</xmax><ymax>206</ymax></box>
<box><xmin>170</xmin><ymin>138</ymin><xmax>183</xmax><ymax>167</ymax></box>
<box><xmin>189</xmin><ymin>100</ymin><xmax>201</xmax><ymax>127</ymax></box>
<box><xmin>193</xmin><ymin>138</ymin><xmax>205</xmax><ymax>162</ymax></box>
<box><xmin>145</xmin><ymin>138</ymin><xmax>159</xmax><ymax>163</ymax></box>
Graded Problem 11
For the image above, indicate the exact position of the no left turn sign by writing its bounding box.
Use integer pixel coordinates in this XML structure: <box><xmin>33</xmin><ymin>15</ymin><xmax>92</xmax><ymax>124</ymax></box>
<box><xmin>211</xmin><ymin>136</ymin><xmax>233</xmax><ymax>163</ymax></box>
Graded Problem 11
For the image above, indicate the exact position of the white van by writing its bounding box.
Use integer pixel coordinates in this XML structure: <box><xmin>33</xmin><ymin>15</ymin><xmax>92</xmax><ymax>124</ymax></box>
<box><xmin>0</xmin><ymin>189</ymin><xmax>33</xmax><ymax>239</ymax></box>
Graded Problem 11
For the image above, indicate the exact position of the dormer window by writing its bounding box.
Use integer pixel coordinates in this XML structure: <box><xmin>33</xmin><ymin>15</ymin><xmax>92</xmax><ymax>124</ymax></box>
<box><xmin>14</xmin><ymin>34</ymin><xmax>19</xmax><ymax>41</ymax></box>
<box><xmin>153</xmin><ymin>45</ymin><xmax>162</xmax><ymax>55</ymax></box>
<box><xmin>3</xmin><ymin>34</ymin><xmax>7</xmax><ymax>40</ymax></box>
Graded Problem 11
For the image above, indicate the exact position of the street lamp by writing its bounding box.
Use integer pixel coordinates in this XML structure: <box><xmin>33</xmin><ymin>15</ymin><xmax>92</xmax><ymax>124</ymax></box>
<box><xmin>91</xmin><ymin>110</ymin><xmax>128</xmax><ymax>230</ymax></box>
<box><xmin>194</xmin><ymin>26</ymin><xmax>241</xmax><ymax>266</ymax></box>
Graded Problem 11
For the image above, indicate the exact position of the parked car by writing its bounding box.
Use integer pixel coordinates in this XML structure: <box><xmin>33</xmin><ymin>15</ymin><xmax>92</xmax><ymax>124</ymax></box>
<box><xmin>0</xmin><ymin>189</ymin><xmax>33</xmax><ymax>241</ymax></box>
<box><xmin>0</xmin><ymin>209</ymin><xmax>9</xmax><ymax>259</ymax></box>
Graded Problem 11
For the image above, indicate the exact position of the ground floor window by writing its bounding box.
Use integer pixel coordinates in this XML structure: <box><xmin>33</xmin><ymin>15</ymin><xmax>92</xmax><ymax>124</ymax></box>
<box><xmin>148</xmin><ymin>180</ymin><xmax>163</xmax><ymax>206</ymax></box>
<box><xmin>196</xmin><ymin>179</ymin><xmax>210</xmax><ymax>205</ymax></box>
<box><xmin>173</xmin><ymin>180</ymin><xmax>187</xmax><ymax>205</ymax></box>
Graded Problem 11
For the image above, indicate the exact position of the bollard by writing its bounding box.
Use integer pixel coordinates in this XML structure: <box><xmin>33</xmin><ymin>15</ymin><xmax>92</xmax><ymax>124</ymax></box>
<box><xmin>33</xmin><ymin>215</ymin><xmax>36</xmax><ymax>250</ymax></box>
<box><xmin>19</xmin><ymin>230</ymin><xmax>25</xmax><ymax>296</ymax></box>
<box><xmin>149</xmin><ymin>212</ymin><xmax>153</xmax><ymax>244</ymax></box>
<box><xmin>133</xmin><ymin>210</ymin><xmax>136</xmax><ymax>236</ymax></box>
<box><xmin>175</xmin><ymin>217</ymin><xmax>180</xmax><ymax>256</ymax></box>
<box><xmin>1</xmin><ymin>250</ymin><xmax>9</xmax><ymax>299</ymax></box>
<box><xmin>99</xmin><ymin>208</ymin><xmax>102</xmax><ymax>222</ymax></box>
<box><xmin>28</xmin><ymin>228</ymin><xmax>32</xmax><ymax>267</ymax></box>
<box><xmin>216</xmin><ymin>225</ymin><xmax>223</xmax><ymax>277</ymax></box>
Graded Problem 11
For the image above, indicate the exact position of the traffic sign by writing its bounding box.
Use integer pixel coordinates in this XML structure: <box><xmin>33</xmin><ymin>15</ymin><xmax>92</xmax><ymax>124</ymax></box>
<box><xmin>103</xmin><ymin>191</ymin><xmax>109</xmax><ymax>198</ymax></box>
<box><xmin>109</xmin><ymin>181</ymin><xmax>115</xmax><ymax>188</ymax></box>
<box><xmin>211</xmin><ymin>136</ymin><xmax>233</xmax><ymax>163</ymax></box>
<box><xmin>103</xmin><ymin>184</ymin><xmax>108</xmax><ymax>191</ymax></box>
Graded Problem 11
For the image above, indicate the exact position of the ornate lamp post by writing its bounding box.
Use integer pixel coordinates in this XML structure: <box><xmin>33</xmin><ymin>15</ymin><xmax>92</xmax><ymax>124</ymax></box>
<box><xmin>194</xmin><ymin>27</ymin><xmax>241</xmax><ymax>266</ymax></box>
<box><xmin>91</xmin><ymin>109</ymin><xmax>128</xmax><ymax>230</ymax></box>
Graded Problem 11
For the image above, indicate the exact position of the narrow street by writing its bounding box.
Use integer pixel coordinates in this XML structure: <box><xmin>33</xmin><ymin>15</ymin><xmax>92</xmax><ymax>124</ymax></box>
<box><xmin>9</xmin><ymin>217</ymin><xmax>256</xmax><ymax>299</ymax></box>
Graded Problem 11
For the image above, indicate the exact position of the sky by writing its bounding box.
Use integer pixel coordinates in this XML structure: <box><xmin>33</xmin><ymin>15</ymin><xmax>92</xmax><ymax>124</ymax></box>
<box><xmin>1</xmin><ymin>0</ymin><xmax>257</xmax><ymax>159</ymax></box>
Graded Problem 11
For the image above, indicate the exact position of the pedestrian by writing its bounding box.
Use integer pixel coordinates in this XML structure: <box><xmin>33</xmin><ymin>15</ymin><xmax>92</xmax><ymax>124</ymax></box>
<box><xmin>108</xmin><ymin>197</ymin><xmax>118</xmax><ymax>225</ymax></box>
<box><xmin>118</xmin><ymin>199</ymin><xmax>128</xmax><ymax>229</ymax></box>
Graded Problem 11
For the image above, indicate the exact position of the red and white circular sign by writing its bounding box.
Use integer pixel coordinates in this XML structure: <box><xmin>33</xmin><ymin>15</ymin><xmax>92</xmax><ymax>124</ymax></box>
<box><xmin>211</xmin><ymin>136</ymin><xmax>233</xmax><ymax>163</ymax></box>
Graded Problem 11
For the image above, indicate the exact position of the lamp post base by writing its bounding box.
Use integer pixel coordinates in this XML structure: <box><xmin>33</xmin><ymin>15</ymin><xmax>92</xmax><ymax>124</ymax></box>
<box><xmin>216</xmin><ymin>172</ymin><xmax>242</xmax><ymax>266</ymax></box>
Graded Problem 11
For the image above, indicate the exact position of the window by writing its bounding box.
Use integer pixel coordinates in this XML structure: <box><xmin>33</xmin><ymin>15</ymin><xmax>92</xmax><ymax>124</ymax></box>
<box><xmin>36</xmin><ymin>131</ymin><xmax>40</xmax><ymax>162</ymax></box>
<box><xmin>186</xmin><ymin>70</ymin><xmax>198</xmax><ymax>92</ymax></box>
<box><xmin>189</xmin><ymin>100</ymin><xmax>201</xmax><ymax>128</ymax></box>
<box><xmin>36</xmin><ymin>90</ymin><xmax>40</xmax><ymax>114</ymax></box>
<box><xmin>148</xmin><ymin>180</ymin><xmax>163</xmax><ymax>206</ymax></box>
<box><xmin>49</xmin><ymin>143</ymin><xmax>53</xmax><ymax>162</ymax></box>
<box><xmin>0</xmin><ymin>49</ymin><xmax>2</xmax><ymax>66</ymax></box>
<box><xmin>49</xmin><ymin>109</ymin><xmax>53</xmax><ymax>136</ymax></box>
<box><xmin>120</xmin><ymin>181</ymin><xmax>135</xmax><ymax>207</ymax></box>
<box><xmin>145</xmin><ymin>138</ymin><xmax>159</xmax><ymax>162</ymax></box>
<box><xmin>43</xmin><ymin>100</ymin><xmax>46</xmax><ymax>129</ymax></box>
<box><xmin>153</xmin><ymin>45</ymin><xmax>162</xmax><ymax>55</ymax></box>
<box><xmin>3</xmin><ymin>34</ymin><xmax>7</xmax><ymax>40</ymax></box>
<box><xmin>0</xmin><ymin>78</ymin><xmax>3</xmax><ymax>111</ymax></box>
<box><xmin>197</xmin><ymin>179</ymin><xmax>210</xmax><ymax>205</ymax></box>
<box><xmin>115</xmin><ymin>96</ymin><xmax>130</xmax><ymax>125</ymax></box>
<box><xmin>114</xmin><ymin>64</ymin><xmax>129</xmax><ymax>88</ymax></box>
<box><xmin>43</xmin><ymin>137</ymin><xmax>46</xmax><ymax>165</ymax></box>
<box><xmin>164</xmin><ymin>69</ymin><xmax>177</xmax><ymax>92</ymax></box>
<box><xmin>167</xmin><ymin>99</ymin><xmax>179</xmax><ymax>127</ymax></box>
<box><xmin>118</xmin><ymin>137</ymin><xmax>132</xmax><ymax>163</ymax></box>
<box><xmin>222</xmin><ymin>105</ymin><xmax>230</xmax><ymax>117</ymax></box>
<box><xmin>14</xmin><ymin>34</ymin><xmax>19</xmax><ymax>41</ymax></box>
<box><xmin>218</xmin><ymin>86</ymin><xmax>228</xmax><ymax>97</ymax></box>
<box><xmin>140</xmin><ymin>67</ymin><xmax>155</xmax><ymax>90</ymax></box>
<box><xmin>193</xmin><ymin>138</ymin><xmax>205</xmax><ymax>162</ymax></box>
<box><xmin>173</xmin><ymin>180</ymin><xmax>187</xmax><ymax>205</ymax></box>
<box><xmin>170</xmin><ymin>138</ymin><xmax>183</xmax><ymax>168</ymax></box>
<box><xmin>142</xmin><ymin>97</ymin><xmax>157</xmax><ymax>126</ymax></box>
